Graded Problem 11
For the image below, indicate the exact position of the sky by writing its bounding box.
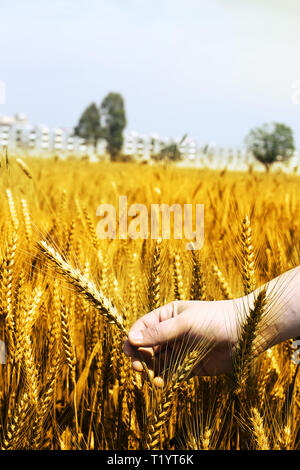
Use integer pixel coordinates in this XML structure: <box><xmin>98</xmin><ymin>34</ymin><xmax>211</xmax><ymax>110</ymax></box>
<box><xmin>1</xmin><ymin>0</ymin><xmax>300</xmax><ymax>146</ymax></box>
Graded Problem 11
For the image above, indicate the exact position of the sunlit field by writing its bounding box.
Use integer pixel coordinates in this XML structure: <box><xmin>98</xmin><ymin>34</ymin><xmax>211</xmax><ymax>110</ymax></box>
<box><xmin>0</xmin><ymin>155</ymin><xmax>299</xmax><ymax>450</ymax></box>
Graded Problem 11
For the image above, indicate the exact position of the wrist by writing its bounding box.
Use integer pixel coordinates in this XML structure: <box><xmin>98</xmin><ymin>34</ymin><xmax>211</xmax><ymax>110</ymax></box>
<box><xmin>267</xmin><ymin>266</ymin><xmax>300</xmax><ymax>345</ymax></box>
<box><xmin>237</xmin><ymin>289</ymin><xmax>284</xmax><ymax>354</ymax></box>
<box><xmin>242</xmin><ymin>267</ymin><xmax>300</xmax><ymax>352</ymax></box>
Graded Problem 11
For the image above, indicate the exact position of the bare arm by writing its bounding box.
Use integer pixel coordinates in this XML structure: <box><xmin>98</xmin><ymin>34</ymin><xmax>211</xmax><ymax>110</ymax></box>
<box><xmin>124</xmin><ymin>266</ymin><xmax>300</xmax><ymax>386</ymax></box>
<box><xmin>260</xmin><ymin>265</ymin><xmax>300</xmax><ymax>345</ymax></box>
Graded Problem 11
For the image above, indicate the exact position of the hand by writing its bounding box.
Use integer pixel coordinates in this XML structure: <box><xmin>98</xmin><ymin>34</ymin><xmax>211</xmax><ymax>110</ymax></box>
<box><xmin>124</xmin><ymin>298</ymin><xmax>249</xmax><ymax>387</ymax></box>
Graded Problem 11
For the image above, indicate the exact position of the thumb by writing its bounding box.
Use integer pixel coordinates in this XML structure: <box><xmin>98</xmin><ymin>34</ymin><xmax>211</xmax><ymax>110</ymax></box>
<box><xmin>128</xmin><ymin>314</ymin><xmax>188</xmax><ymax>348</ymax></box>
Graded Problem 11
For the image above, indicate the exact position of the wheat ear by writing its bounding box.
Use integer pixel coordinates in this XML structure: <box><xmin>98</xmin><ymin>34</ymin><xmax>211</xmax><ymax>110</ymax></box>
<box><xmin>147</xmin><ymin>345</ymin><xmax>207</xmax><ymax>450</ymax></box>
<box><xmin>212</xmin><ymin>265</ymin><xmax>233</xmax><ymax>299</ymax></box>
<box><xmin>37</xmin><ymin>240</ymin><xmax>155</xmax><ymax>388</ymax></box>
<box><xmin>16</xmin><ymin>158</ymin><xmax>33</xmax><ymax>179</ymax></box>
<box><xmin>1</xmin><ymin>392</ymin><xmax>31</xmax><ymax>450</ymax></box>
<box><xmin>173</xmin><ymin>252</ymin><xmax>184</xmax><ymax>300</ymax></box>
<box><xmin>231</xmin><ymin>288</ymin><xmax>268</xmax><ymax>394</ymax></box>
<box><xmin>190</xmin><ymin>250</ymin><xmax>206</xmax><ymax>300</ymax></box>
<box><xmin>250</xmin><ymin>408</ymin><xmax>269</xmax><ymax>450</ymax></box>
<box><xmin>6</xmin><ymin>189</ymin><xmax>19</xmax><ymax>231</ymax></box>
<box><xmin>37</xmin><ymin>240</ymin><xmax>126</xmax><ymax>335</ymax></box>
<box><xmin>240</xmin><ymin>215</ymin><xmax>256</xmax><ymax>295</ymax></box>
<box><xmin>20</xmin><ymin>198</ymin><xmax>32</xmax><ymax>241</ymax></box>
<box><xmin>148</xmin><ymin>239</ymin><xmax>161</xmax><ymax>311</ymax></box>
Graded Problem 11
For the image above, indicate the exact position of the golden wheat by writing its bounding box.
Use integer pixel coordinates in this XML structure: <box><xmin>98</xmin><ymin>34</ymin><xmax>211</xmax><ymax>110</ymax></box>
<box><xmin>0</xmin><ymin>156</ymin><xmax>298</xmax><ymax>450</ymax></box>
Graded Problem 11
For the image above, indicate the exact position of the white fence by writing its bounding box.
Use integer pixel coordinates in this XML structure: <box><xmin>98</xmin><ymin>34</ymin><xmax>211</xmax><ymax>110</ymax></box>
<box><xmin>1</xmin><ymin>115</ymin><xmax>300</xmax><ymax>172</ymax></box>
<box><xmin>0</xmin><ymin>117</ymin><xmax>88</xmax><ymax>155</ymax></box>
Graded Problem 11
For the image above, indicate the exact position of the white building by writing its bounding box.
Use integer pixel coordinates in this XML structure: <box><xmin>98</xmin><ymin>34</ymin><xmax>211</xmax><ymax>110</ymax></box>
<box><xmin>0</xmin><ymin>113</ymin><xmax>90</xmax><ymax>156</ymax></box>
<box><xmin>3</xmin><ymin>113</ymin><xmax>299</xmax><ymax>172</ymax></box>
<box><xmin>122</xmin><ymin>131</ymin><xmax>200</xmax><ymax>162</ymax></box>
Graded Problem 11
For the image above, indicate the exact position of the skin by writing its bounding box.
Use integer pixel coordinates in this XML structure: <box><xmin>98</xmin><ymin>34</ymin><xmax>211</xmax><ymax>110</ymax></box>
<box><xmin>124</xmin><ymin>266</ymin><xmax>300</xmax><ymax>387</ymax></box>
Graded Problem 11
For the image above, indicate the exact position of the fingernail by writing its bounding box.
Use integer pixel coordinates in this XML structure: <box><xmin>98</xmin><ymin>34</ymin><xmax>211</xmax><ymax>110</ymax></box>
<box><xmin>132</xmin><ymin>360</ymin><xmax>143</xmax><ymax>372</ymax></box>
<box><xmin>129</xmin><ymin>331</ymin><xmax>143</xmax><ymax>343</ymax></box>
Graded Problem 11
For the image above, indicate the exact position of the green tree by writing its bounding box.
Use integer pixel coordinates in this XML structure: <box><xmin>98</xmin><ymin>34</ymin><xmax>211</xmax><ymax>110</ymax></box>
<box><xmin>157</xmin><ymin>135</ymin><xmax>187</xmax><ymax>162</ymax></box>
<box><xmin>74</xmin><ymin>102</ymin><xmax>101</xmax><ymax>148</ymax></box>
<box><xmin>245</xmin><ymin>122</ymin><xmax>295</xmax><ymax>172</ymax></box>
<box><xmin>100</xmin><ymin>92</ymin><xmax>127</xmax><ymax>161</ymax></box>
<box><xmin>159</xmin><ymin>143</ymin><xmax>183</xmax><ymax>162</ymax></box>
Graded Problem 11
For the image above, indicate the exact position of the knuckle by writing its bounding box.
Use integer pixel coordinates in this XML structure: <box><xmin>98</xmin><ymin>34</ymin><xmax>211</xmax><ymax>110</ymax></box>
<box><xmin>170</xmin><ymin>300</ymin><xmax>179</xmax><ymax>316</ymax></box>
<box><xmin>149</xmin><ymin>323</ymin><xmax>160</xmax><ymax>338</ymax></box>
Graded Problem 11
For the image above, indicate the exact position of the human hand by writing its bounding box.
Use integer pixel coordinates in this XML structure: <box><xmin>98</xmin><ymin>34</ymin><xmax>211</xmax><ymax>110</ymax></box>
<box><xmin>124</xmin><ymin>298</ymin><xmax>249</xmax><ymax>387</ymax></box>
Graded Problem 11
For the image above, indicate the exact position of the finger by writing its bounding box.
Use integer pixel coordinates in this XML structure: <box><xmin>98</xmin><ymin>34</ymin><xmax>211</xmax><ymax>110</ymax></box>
<box><xmin>124</xmin><ymin>339</ymin><xmax>162</xmax><ymax>363</ymax></box>
<box><xmin>141</xmin><ymin>372</ymin><xmax>166</xmax><ymax>388</ymax></box>
<box><xmin>124</xmin><ymin>338</ymin><xmax>135</xmax><ymax>357</ymax></box>
<box><xmin>129</xmin><ymin>313</ymin><xmax>188</xmax><ymax>348</ymax></box>
<box><xmin>131</xmin><ymin>351</ymin><xmax>153</xmax><ymax>372</ymax></box>
<box><xmin>124</xmin><ymin>339</ymin><xmax>155</xmax><ymax>360</ymax></box>
<box><xmin>132</xmin><ymin>351</ymin><xmax>160</xmax><ymax>373</ymax></box>
<box><xmin>153</xmin><ymin>376</ymin><xmax>165</xmax><ymax>388</ymax></box>
<box><xmin>126</xmin><ymin>344</ymin><xmax>171</xmax><ymax>376</ymax></box>
<box><xmin>141</xmin><ymin>368</ymin><xmax>155</xmax><ymax>381</ymax></box>
<box><xmin>132</xmin><ymin>358</ymin><xmax>144</xmax><ymax>372</ymax></box>
<box><xmin>128</xmin><ymin>301</ymin><xmax>183</xmax><ymax>341</ymax></box>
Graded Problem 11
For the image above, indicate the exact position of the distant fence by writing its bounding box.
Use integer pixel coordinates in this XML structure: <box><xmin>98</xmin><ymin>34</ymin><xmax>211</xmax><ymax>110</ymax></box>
<box><xmin>1</xmin><ymin>120</ymin><xmax>300</xmax><ymax>172</ymax></box>
<box><xmin>0</xmin><ymin>123</ymin><xmax>89</xmax><ymax>154</ymax></box>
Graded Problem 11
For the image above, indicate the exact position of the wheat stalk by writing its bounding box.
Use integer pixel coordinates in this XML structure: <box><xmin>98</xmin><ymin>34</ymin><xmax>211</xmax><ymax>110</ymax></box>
<box><xmin>190</xmin><ymin>250</ymin><xmax>206</xmax><ymax>300</ymax></box>
<box><xmin>173</xmin><ymin>252</ymin><xmax>184</xmax><ymax>300</ymax></box>
<box><xmin>240</xmin><ymin>215</ymin><xmax>256</xmax><ymax>295</ymax></box>
<box><xmin>37</xmin><ymin>240</ymin><xmax>126</xmax><ymax>335</ymax></box>
<box><xmin>250</xmin><ymin>408</ymin><xmax>269</xmax><ymax>450</ymax></box>
<box><xmin>20</xmin><ymin>198</ymin><xmax>32</xmax><ymax>241</ymax></box>
<box><xmin>6</xmin><ymin>189</ymin><xmax>19</xmax><ymax>231</ymax></box>
<box><xmin>148</xmin><ymin>239</ymin><xmax>161</xmax><ymax>311</ymax></box>
<box><xmin>37</xmin><ymin>239</ymin><xmax>156</xmax><ymax>390</ymax></box>
<box><xmin>1</xmin><ymin>392</ymin><xmax>31</xmax><ymax>450</ymax></box>
<box><xmin>230</xmin><ymin>288</ymin><xmax>268</xmax><ymax>394</ymax></box>
<box><xmin>212</xmin><ymin>265</ymin><xmax>233</xmax><ymax>299</ymax></box>
<box><xmin>16</xmin><ymin>158</ymin><xmax>33</xmax><ymax>179</ymax></box>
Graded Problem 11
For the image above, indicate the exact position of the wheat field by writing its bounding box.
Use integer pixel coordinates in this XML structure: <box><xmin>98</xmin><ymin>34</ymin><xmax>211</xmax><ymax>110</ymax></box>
<box><xmin>0</xmin><ymin>155</ymin><xmax>299</xmax><ymax>450</ymax></box>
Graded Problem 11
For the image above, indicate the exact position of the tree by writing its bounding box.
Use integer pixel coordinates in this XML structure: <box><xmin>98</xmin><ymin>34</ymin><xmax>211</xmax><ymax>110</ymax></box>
<box><xmin>159</xmin><ymin>143</ymin><xmax>183</xmax><ymax>162</ymax></box>
<box><xmin>100</xmin><ymin>93</ymin><xmax>127</xmax><ymax>161</ymax></box>
<box><xmin>245</xmin><ymin>122</ymin><xmax>295</xmax><ymax>172</ymax></box>
<box><xmin>156</xmin><ymin>135</ymin><xmax>187</xmax><ymax>162</ymax></box>
<box><xmin>74</xmin><ymin>102</ymin><xmax>101</xmax><ymax>148</ymax></box>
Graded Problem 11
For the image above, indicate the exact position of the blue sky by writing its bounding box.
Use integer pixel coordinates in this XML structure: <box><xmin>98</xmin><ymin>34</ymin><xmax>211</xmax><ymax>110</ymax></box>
<box><xmin>1</xmin><ymin>0</ymin><xmax>300</xmax><ymax>146</ymax></box>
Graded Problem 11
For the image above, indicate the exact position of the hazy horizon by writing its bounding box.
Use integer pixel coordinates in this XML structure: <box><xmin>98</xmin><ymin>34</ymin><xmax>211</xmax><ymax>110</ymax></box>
<box><xmin>1</xmin><ymin>0</ymin><xmax>300</xmax><ymax>147</ymax></box>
